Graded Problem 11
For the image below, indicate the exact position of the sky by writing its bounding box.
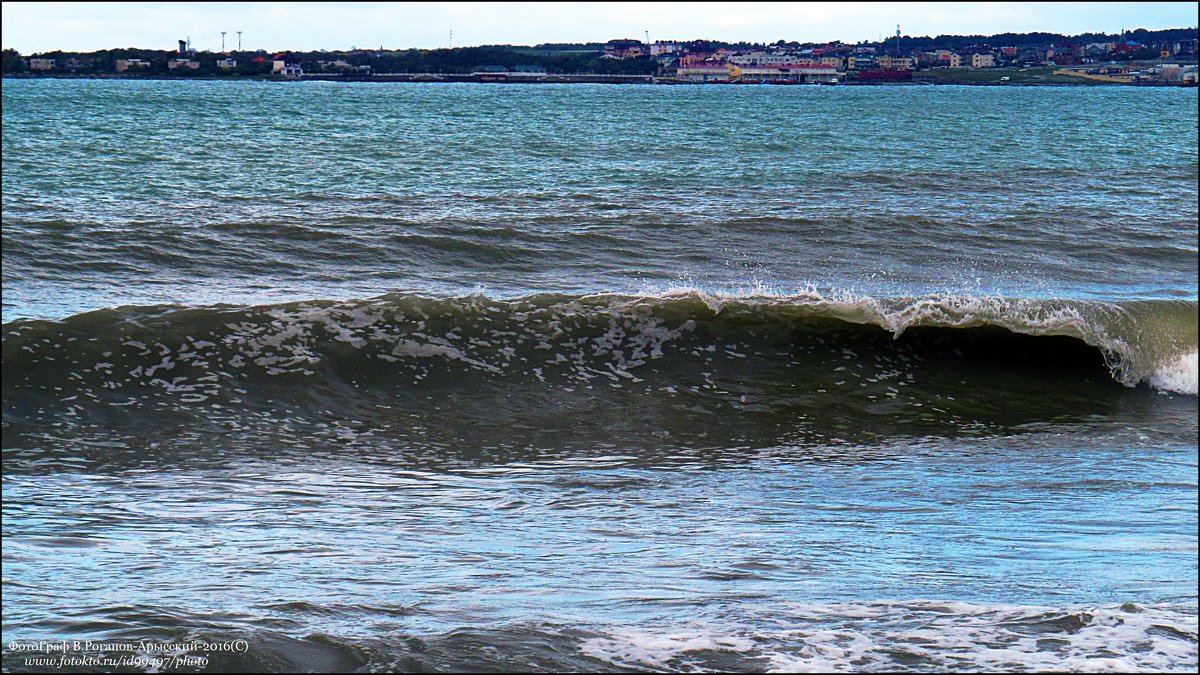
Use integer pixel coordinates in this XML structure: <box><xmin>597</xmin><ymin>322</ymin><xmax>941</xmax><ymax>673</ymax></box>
<box><xmin>2</xmin><ymin>2</ymin><xmax>1196</xmax><ymax>53</ymax></box>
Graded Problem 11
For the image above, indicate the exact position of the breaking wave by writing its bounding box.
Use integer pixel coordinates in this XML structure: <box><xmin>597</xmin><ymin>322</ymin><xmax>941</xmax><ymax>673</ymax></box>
<box><xmin>3</xmin><ymin>291</ymin><xmax>1195</xmax><ymax>426</ymax></box>
<box><xmin>576</xmin><ymin>601</ymin><xmax>1199</xmax><ymax>673</ymax></box>
<box><xmin>4</xmin><ymin>290</ymin><xmax>1194</xmax><ymax>399</ymax></box>
<box><xmin>1</xmin><ymin>601</ymin><xmax>1193</xmax><ymax>673</ymax></box>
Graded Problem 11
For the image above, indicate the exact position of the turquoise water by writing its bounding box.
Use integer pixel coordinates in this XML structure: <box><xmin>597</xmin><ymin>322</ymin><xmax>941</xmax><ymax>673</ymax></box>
<box><xmin>2</xmin><ymin>79</ymin><xmax>1197</xmax><ymax>672</ymax></box>
<box><xmin>3</xmin><ymin>81</ymin><xmax>1196</xmax><ymax>316</ymax></box>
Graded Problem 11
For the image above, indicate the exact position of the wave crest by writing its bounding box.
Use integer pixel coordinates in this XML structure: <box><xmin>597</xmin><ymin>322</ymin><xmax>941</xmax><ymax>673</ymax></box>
<box><xmin>3</xmin><ymin>291</ymin><xmax>1196</xmax><ymax>402</ymax></box>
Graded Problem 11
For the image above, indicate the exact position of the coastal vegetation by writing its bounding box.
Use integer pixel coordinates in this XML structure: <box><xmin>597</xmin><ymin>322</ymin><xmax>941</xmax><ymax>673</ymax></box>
<box><xmin>3</xmin><ymin>27</ymin><xmax>1194</xmax><ymax>80</ymax></box>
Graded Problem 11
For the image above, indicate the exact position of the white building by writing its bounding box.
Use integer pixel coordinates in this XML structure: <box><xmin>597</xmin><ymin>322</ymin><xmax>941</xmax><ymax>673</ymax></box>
<box><xmin>675</xmin><ymin>63</ymin><xmax>730</xmax><ymax>82</ymax></box>
<box><xmin>272</xmin><ymin>60</ymin><xmax>303</xmax><ymax>77</ymax></box>
<box><xmin>729</xmin><ymin>64</ymin><xmax>839</xmax><ymax>83</ymax></box>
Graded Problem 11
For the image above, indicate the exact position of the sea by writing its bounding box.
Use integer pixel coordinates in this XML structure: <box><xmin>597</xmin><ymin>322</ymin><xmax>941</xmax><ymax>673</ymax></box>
<box><xmin>2</xmin><ymin>79</ymin><xmax>1197</xmax><ymax>673</ymax></box>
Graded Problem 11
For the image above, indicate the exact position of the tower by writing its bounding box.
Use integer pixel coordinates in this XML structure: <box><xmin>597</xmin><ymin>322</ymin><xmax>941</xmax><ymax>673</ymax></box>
<box><xmin>237</xmin><ymin>31</ymin><xmax>242</xmax><ymax>51</ymax></box>
<box><xmin>221</xmin><ymin>31</ymin><xmax>226</xmax><ymax>52</ymax></box>
<box><xmin>895</xmin><ymin>24</ymin><xmax>901</xmax><ymax>54</ymax></box>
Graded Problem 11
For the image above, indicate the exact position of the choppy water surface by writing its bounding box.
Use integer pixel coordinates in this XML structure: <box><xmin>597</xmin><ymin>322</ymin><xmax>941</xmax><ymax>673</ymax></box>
<box><xmin>2</xmin><ymin>79</ymin><xmax>1197</xmax><ymax>672</ymax></box>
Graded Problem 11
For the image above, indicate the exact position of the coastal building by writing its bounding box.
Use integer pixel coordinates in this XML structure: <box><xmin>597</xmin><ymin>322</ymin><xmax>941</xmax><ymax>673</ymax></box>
<box><xmin>604</xmin><ymin>39</ymin><xmax>645</xmax><ymax>59</ymax></box>
<box><xmin>316</xmin><ymin>59</ymin><xmax>356</xmax><ymax>71</ymax></box>
<box><xmin>727</xmin><ymin>64</ymin><xmax>839</xmax><ymax>83</ymax></box>
<box><xmin>29</xmin><ymin>58</ymin><xmax>55</xmax><ymax>71</ymax></box>
<box><xmin>675</xmin><ymin>62</ymin><xmax>730</xmax><ymax>82</ymax></box>
<box><xmin>679</xmin><ymin>52</ymin><xmax>723</xmax><ymax>67</ymax></box>
<box><xmin>1049</xmin><ymin>43</ymin><xmax>1084</xmax><ymax>65</ymax></box>
<box><xmin>217</xmin><ymin>59</ymin><xmax>237</xmax><ymax>70</ymax></box>
<box><xmin>650</xmin><ymin>41</ymin><xmax>680</xmax><ymax>57</ymax></box>
<box><xmin>820</xmin><ymin>56</ymin><xmax>844</xmax><ymax>69</ymax></box>
<box><xmin>167</xmin><ymin>59</ymin><xmax>200</xmax><ymax>70</ymax></box>
<box><xmin>875</xmin><ymin>55</ymin><xmax>913</xmax><ymax>70</ymax></box>
<box><xmin>935</xmin><ymin>50</ymin><xmax>963</xmax><ymax>68</ymax></box>
<box><xmin>1154</xmin><ymin>64</ymin><xmax>1199</xmax><ymax>83</ymax></box>
<box><xmin>272</xmin><ymin>59</ymin><xmax>303</xmax><ymax>77</ymax></box>
<box><xmin>971</xmin><ymin>53</ymin><xmax>996</xmax><ymax>68</ymax></box>
<box><xmin>856</xmin><ymin>68</ymin><xmax>914</xmax><ymax>82</ymax></box>
<box><xmin>728</xmin><ymin>52</ymin><xmax>804</xmax><ymax>66</ymax></box>
<box><xmin>115</xmin><ymin>58</ymin><xmax>150</xmax><ymax>72</ymax></box>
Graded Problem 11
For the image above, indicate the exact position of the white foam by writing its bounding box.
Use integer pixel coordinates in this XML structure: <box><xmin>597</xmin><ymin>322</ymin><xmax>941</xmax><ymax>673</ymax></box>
<box><xmin>580</xmin><ymin>630</ymin><xmax>758</xmax><ymax>671</ymax></box>
<box><xmin>1147</xmin><ymin>350</ymin><xmax>1198</xmax><ymax>396</ymax></box>
<box><xmin>577</xmin><ymin>601</ymin><xmax>1198</xmax><ymax>673</ymax></box>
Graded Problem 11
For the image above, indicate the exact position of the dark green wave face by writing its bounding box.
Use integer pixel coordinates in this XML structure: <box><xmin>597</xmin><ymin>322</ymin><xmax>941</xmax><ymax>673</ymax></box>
<box><xmin>3</xmin><ymin>293</ymin><xmax>1195</xmax><ymax>459</ymax></box>
<box><xmin>2</xmin><ymin>80</ymin><xmax>1196</xmax><ymax>673</ymax></box>
<box><xmin>0</xmin><ymin>291</ymin><xmax>1195</xmax><ymax>444</ymax></box>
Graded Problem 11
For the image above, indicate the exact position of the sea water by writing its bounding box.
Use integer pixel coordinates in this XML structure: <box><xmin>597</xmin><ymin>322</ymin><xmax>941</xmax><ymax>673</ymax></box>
<box><xmin>2</xmin><ymin>79</ymin><xmax>1197</xmax><ymax>672</ymax></box>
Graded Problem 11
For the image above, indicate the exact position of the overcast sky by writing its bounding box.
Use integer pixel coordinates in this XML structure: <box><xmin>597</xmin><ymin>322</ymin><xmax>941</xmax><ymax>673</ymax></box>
<box><xmin>2</xmin><ymin>2</ymin><xmax>1196</xmax><ymax>53</ymax></box>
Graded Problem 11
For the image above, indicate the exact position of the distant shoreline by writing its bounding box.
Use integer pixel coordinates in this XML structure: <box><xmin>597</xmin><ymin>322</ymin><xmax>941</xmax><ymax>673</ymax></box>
<box><xmin>4</xmin><ymin>72</ymin><xmax>1193</xmax><ymax>87</ymax></box>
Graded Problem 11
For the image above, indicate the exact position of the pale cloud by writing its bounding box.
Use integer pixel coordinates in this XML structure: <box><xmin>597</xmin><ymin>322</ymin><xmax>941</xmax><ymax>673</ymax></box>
<box><xmin>1</xmin><ymin>1</ymin><xmax>1194</xmax><ymax>53</ymax></box>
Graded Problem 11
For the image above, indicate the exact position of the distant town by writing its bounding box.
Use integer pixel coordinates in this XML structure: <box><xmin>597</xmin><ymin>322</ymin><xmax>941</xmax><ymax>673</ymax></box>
<box><xmin>3</xmin><ymin>26</ymin><xmax>1197</xmax><ymax>86</ymax></box>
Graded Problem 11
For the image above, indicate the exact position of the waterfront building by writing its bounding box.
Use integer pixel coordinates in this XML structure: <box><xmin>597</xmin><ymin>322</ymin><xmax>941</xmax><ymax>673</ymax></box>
<box><xmin>971</xmin><ymin>53</ymin><xmax>996</xmax><ymax>68</ymax></box>
<box><xmin>29</xmin><ymin>58</ymin><xmax>55</xmax><ymax>71</ymax></box>
<box><xmin>316</xmin><ymin>59</ymin><xmax>356</xmax><ymax>71</ymax></box>
<box><xmin>167</xmin><ymin>59</ymin><xmax>200</xmax><ymax>70</ymax></box>
<box><xmin>272</xmin><ymin>59</ymin><xmax>303</xmax><ymax>77</ymax></box>
<box><xmin>848</xmin><ymin>54</ymin><xmax>875</xmax><ymax>70</ymax></box>
<box><xmin>650</xmin><ymin>41</ymin><xmax>680</xmax><ymax>57</ymax></box>
<box><xmin>728</xmin><ymin>52</ymin><xmax>805</xmax><ymax>66</ymax></box>
<box><xmin>604</xmin><ymin>39</ymin><xmax>645</xmax><ymax>59</ymax></box>
<box><xmin>727</xmin><ymin>64</ymin><xmax>839</xmax><ymax>83</ymax></box>
<box><xmin>675</xmin><ymin>62</ymin><xmax>729</xmax><ymax>82</ymax></box>
<box><xmin>875</xmin><ymin>55</ymin><xmax>913</xmax><ymax>70</ymax></box>
<box><xmin>856</xmin><ymin>68</ymin><xmax>915</xmax><ymax>82</ymax></box>
<box><xmin>935</xmin><ymin>50</ymin><xmax>963</xmax><ymax>68</ymax></box>
<box><xmin>679</xmin><ymin>51</ymin><xmax>724</xmax><ymax>67</ymax></box>
<box><xmin>114</xmin><ymin>58</ymin><xmax>150</xmax><ymax>72</ymax></box>
<box><xmin>217</xmin><ymin>59</ymin><xmax>237</xmax><ymax>70</ymax></box>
